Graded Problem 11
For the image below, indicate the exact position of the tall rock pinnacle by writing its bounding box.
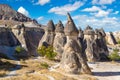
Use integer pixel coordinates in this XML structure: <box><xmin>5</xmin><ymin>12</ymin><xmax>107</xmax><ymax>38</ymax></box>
<box><xmin>64</xmin><ymin>13</ymin><xmax>78</xmax><ymax>36</ymax></box>
<box><xmin>46</xmin><ymin>20</ymin><xmax>55</xmax><ymax>32</ymax></box>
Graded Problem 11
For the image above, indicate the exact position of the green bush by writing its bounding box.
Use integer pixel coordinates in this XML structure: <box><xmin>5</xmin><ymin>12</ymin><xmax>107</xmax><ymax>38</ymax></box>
<box><xmin>109</xmin><ymin>48</ymin><xmax>120</xmax><ymax>61</ymax></box>
<box><xmin>37</xmin><ymin>46</ymin><xmax>57</xmax><ymax>60</ymax></box>
<box><xmin>15</xmin><ymin>46</ymin><xmax>25</xmax><ymax>54</ymax></box>
<box><xmin>39</xmin><ymin>62</ymin><xmax>49</xmax><ymax>69</ymax></box>
<box><xmin>117</xmin><ymin>40</ymin><xmax>120</xmax><ymax>44</ymax></box>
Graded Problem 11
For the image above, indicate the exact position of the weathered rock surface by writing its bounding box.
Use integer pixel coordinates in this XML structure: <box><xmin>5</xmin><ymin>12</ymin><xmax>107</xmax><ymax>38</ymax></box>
<box><xmin>53</xmin><ymin>21</ymin><xmax>66</xmax><ymax>60</ymax></box>
<box><xmin>38</xmin><ymin>20</ymin><xmax>55</xmax><ymax>48</ymax></box>
<box><xmin>84</xmin><ymin>26</ymin><xmax>97</xmax><ymax>62</ymax></box>
<box><xmin>95</xmin><ymin>28</ymin><xmax>109</xmax><ymax>61</ymax></box>
<box><xmin>84</xmin><ymin>26</ymin><xmax>109</xmax><ymax>62</ymax></box>
<box><xmin>12</xmin><ymin>23</ymin><xmax>44</xmax><ymax>56</ymax></box>
<box><xmin>60</xmin><ymin>13</ymin><xmax>91</xmax><ymax>74</ymax></box>
<box><xmin>0</xmin><ymin>27</ymin><xmax>20</xmax><ymax>58</ymax></box>
<box><xmin>106</xmin><ymin>32</ymin><xmax>117</xmax><ymax>45</ymax></box>
<box><xmin>0</xmin><ymin>4</ymin><xmax>32</xmax><ymax>22</ymax></box>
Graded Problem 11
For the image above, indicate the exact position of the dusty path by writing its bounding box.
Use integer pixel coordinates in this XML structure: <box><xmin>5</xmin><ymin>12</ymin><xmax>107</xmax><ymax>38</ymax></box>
<box><xmin>88</xmin><ymin>62</ymin><xmax>120</xmax><ymax>80</ymax></box>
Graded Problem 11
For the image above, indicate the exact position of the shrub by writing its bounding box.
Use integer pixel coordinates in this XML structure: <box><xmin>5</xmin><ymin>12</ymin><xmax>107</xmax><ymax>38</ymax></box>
<box><xmin>117</xmin><ymin>40</ymin><xmax>120</xmax><ymax>44</ymax></box>
<box><xmin>15</xmin><ymin>46</ymin><xmax>25</xmax><ymax>54</ymax></box>
<box><xmin>37</xmin><ymin>46</ymin><xmax>57</xmax><ymax>60</ymax></box>
<box><xmin>109</xmin><ymin>48</ymin><xmax>120</xmax><ymax>61</ymax></box>
<box><xmin>39</xmin><ymin>62</ymin><xmax>49</xmax><ymax>69</ymax></box>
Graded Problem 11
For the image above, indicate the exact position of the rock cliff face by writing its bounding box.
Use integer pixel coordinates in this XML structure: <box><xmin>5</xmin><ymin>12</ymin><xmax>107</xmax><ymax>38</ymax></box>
<box><xmin>60</xmin><ymin>13</ymin><xmax>91</xmax><ymax>74</ymax></box>
<box><xmin>0</xmin><ymin>4</ymin><xmax>32</xmax><ymax>22</ymax></box>
<box><xmin>0</xmin><ymin>27</ymin><xmax>20</xmax><ymax>58</ymax></box>
<box><xmin>12</xmin><ymin>23</ymin><xmax>44</xmax><ymax>56</ymax></box>
<box><xmin>38</xmin><ymin>20</ymin><xmax>55</xmax><ymax>48</ymax></box>
<box><xmin>53</xmin><ymin>21</ymin><xmax>66</xmax><ymax>60</ymax></box>
<box><xmin>106</xmin><ymin>32</ymin><xmax>117</xmax><ymax>45</ymax></box>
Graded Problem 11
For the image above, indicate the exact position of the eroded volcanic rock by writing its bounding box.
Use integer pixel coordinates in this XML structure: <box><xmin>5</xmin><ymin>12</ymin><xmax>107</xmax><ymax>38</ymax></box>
<box><xmin>106</xmin><ymin>32</ymin><xmax>117</xmax><ymax>45</ymax></box>
<box><xmin>12</xmin><ymin>23</ymin><xmax>44</xmax><ymax>56</ymax></box>
<box><xmin>53</xmin><ymin>20</ymin><xmax>66</xmax><ymax>60</ymax></box>
<box><xmin>38</xmin><ymin>20</ymin><xmax>55</xmax><ymax>48</ymax></box>
<box><xmin>60</xmin><ymin>13</ymin><xmax>91</xmax><ymax>74</ymax></box>
<box><xmin>0</xmin><ymin>27</ymin><xmax>20</xmax><ymax>58</ymax></box>
<box><xmin>0</xmin><ymin>4</ymin><xmax>32</xmax><ymax>22</ymax></box>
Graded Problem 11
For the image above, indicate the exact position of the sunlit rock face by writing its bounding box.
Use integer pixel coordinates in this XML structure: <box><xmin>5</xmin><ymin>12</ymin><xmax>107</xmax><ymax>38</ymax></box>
<box><xmin>60</xmin><ymin>13</ymin><xmax>91</xmax><ymax>74</ymax></box>
<box><xmin>84</xmin><ymin>26</ymin><xmax>97</xmax><ymax>62</ymax></box>
<box><xmin>0</xmin><ymin>4</ymin><xmax>32</xmax><ymax>22</ymax></box>
<box><xmin>12</xmin><ymin>23</ymin><xmax>44</xmax><ymax>56</ymax></box>
<box><xmin>0</xmin><ymin>27</ymin><xmax>20</xmax><ymax>58</ymax></box>
<box><xmin>106</xmin><ymin>32</ymin><xmax>117</xmax><ymax>45</ymax></box>
<box><xmin>53</xmin><ymin>21</ymin><xmax>66</xmax><ymax>60</ymax></box>
<box><xmin>38</xmin><ymin>20</ymin><xmax>55</xmax><ymax>48</ymax></box>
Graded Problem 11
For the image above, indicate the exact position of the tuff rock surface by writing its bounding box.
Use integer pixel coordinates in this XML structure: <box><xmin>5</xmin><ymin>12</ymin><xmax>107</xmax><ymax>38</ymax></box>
<box><xmin>38</xmin><ymin>20</ymin><xmax>55</xmax><ymax>48</ymax></box>
<box><xmin>53</xmin><ymin>21</ymin><xmax>66</xmax><ymax>60</ymax></box>
<box><xmin>60</xmin><ymin>13</ymin><xmax>91</xmax><ymax>74</ymax></box>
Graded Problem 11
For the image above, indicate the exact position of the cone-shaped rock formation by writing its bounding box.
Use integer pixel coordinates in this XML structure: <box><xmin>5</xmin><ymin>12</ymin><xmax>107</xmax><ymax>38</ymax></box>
<box><xmin>60</xmin><ymin>13</ymin><xmax>91</xmax><ymax>74</ymax></box>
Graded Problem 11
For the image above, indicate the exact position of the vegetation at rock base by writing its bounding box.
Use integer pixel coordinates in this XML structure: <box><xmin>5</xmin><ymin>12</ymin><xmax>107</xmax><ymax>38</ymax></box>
<box><xmin>15</xmin><ymin>46</ymin><xmax>25</xmax><ymax>54</ymax></box>
<box><xmin>117</xmin><ymin>39</ymin><xmax>120</xmax><ymax>44</ymax></box>
<box><xmin>109</xmin><ymin>48</ymin><xmax>120</xmax><ymax>61</ymax></box>
<box><xmin>37</xmin><ymin>46</ymin><xmax>57</xmax><ymax>60</ymax></box>
<box><xmin>39</xmin><ymin>62</ymin><xmax>49</xmax><ymax>69</ymax></box>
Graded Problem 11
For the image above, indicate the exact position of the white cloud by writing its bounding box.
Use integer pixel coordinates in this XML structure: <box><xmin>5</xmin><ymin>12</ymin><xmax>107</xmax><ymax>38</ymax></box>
<box><xmin>72</xmin><ymin>15</ymin><xmax>120</xmax><ymax>31</ymax></box>
<box><xmin>35</xmin><ymin>0</ymin><xmax>50</xmax><ymax>5</ymax></box>
<box><xmin>92</xmin><ymin>0</ymin><xmax>115</xmax><ymax>5</ymax></box>
<box><xmin>48</xmin><ymin>1</ymin><xmax>84</xmax><ymax>15</ymax></box>
<box><xmin>37</xmin><ymin>16</ymin><xmax>44</xmax><ymax>21</ymax></box>
<box><xmin>18</xmin><ymin>6</ymin><xmax>29</xmax><ymax>17</ymax></box>
<box><xmin>113</xmin><ymin>11</ymin><xmax>119</xmax><ymax>14</ymax></box>
<box><xmin>82</xmin><ymin>6</ymin><xmax>101</xmax><ymax>12</ymax></box>
<box><xmin>94</xmin><ymin>10</ymin><xmax>110</xmax><ymax>17</ymax></box>
<box><xmin>82</xmin><ymin>6</ymin><xmax>112</xmax><ymax>17</ymax></box>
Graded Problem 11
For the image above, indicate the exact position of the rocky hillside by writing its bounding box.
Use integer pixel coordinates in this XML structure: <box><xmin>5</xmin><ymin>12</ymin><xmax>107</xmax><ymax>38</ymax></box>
<box><xmin>0</xmin><ymin>4</ymin><xmax>36</xmax><ymax>22</ymax></box>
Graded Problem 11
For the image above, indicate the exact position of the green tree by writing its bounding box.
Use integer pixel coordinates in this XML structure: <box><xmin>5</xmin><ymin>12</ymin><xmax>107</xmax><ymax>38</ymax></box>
<box><xmin>37</xmin><ymin>46</ymin><xmax>57</xmax><ymax>60</ymax></box>
<box><xmin>109</xmin><ymin>48</ymin><xmax>120</xmax><ymax>61</ymax></box>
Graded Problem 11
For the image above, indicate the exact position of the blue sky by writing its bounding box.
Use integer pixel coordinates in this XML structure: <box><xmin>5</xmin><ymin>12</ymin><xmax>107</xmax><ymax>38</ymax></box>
<box><xmin>0</xmin><ymin>0</ymin><xmax>120</xmax><ymax>32</ymax></box>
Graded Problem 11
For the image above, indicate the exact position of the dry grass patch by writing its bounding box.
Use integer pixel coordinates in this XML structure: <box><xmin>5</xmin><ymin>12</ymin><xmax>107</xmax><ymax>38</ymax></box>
<box><xmin>0</xmin><ymin>74</ymin><xmax>49</xmax><ymax>80</ymax></box>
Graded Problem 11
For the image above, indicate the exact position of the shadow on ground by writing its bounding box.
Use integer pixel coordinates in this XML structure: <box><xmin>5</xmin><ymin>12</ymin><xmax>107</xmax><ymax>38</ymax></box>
<box><xmin>93</xmin><ymin>72</ymin><xmax>120</xmax><ymax>76</ymax></box>
<box><xmin>0</xmin><ymin>60</ymin><xmax>27</xmax><ymax>71</ymax></box>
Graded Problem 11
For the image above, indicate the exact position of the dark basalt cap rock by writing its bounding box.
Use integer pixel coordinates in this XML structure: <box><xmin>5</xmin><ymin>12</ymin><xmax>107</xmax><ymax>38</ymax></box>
<box><xmin>95</xmin><ymin>28</ymin><xmax>106</xmax><ymax>37</ymax></box>
<box><xmin>84</xmin><ymin>25</ymin><xmax>94</xmax><ymax>35</ymax></box>
<box><xmin>55</xmin><ymin>20</ymin><xmax>64</xmax><ymax>33</ymax></box>
<box><xmin>46</xmin><ymin>20</ymin><xmax>55</xmax><ymax>32</ymax></box>
<box><xmin>64</xmin><ymin>13</ymin><xmax>78</xmax><ymax>36</ymax></box>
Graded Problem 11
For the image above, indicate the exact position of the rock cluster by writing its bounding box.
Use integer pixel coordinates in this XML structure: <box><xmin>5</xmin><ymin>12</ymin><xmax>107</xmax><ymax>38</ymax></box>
<box><xmin>59</xmin><ymin>13</ymin><xmax>91</xmax><ymax>74</ymax></box>
<box><xmin>12</xmin><ymin>23</ymin><xmax>44</xmax><ymax>56</ymax></box>
<box><xmin>83</xmin><ymin>27</ymin><xmax>109</xmax><ymax>62</ymax></box>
